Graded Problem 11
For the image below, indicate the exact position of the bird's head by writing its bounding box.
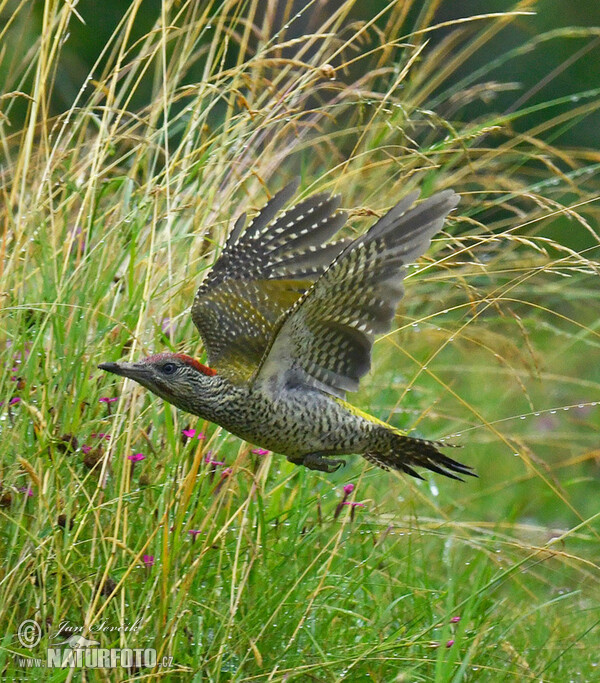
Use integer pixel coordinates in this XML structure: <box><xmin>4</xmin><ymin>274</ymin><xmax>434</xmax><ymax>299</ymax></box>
<box><xmin>98</xmin><ymin>353</ymin><xmax>218</xmax><ymax>411</ymax></box>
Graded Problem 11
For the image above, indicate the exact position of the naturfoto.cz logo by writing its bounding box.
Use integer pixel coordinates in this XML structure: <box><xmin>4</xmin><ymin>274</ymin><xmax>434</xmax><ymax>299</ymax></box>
<box><xmin>16</xmin><ymin>620</ymin><xmax>173</xmax><ymax>670</ymax></box>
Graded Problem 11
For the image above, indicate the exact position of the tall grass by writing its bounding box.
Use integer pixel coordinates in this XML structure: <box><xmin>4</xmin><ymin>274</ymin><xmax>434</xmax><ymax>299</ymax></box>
<box><xmin>1</xmin><ymin>0</ymin><xmax>599</xmax><ymax>680</ymax></box>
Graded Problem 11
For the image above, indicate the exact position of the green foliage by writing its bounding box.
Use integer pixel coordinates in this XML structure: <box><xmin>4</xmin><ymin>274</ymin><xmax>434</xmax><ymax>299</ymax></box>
<box><xmin>0</xmin><ymin>0</ymin><xmax>599</xmax><ymax>680</ymax></box>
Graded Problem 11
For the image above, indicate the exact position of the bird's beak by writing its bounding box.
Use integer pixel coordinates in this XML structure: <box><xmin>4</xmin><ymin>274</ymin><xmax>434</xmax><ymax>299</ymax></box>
<box><xmin>98</xmin><ymin>361</ymin><xmax>150</xmax><ymax>381</ymax></box>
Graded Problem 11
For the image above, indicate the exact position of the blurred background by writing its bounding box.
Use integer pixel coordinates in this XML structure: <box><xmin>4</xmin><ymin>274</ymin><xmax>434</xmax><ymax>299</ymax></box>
<box><xmin>2</xmin><ymin>0</ymin><xmax>600</xmax><ymax>148</ymax></box>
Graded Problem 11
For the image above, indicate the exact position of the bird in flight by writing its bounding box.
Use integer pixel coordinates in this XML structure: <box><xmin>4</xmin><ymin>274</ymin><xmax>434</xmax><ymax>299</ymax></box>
<box><xmin>100</xmin><ymin>179</ymin><xmax>474</xmax><ymax>481</ymax></box>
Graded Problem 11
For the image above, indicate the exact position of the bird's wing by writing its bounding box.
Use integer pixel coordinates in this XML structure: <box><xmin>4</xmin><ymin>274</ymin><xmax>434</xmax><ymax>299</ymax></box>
<box><xmin>253</xmin><ymin>190</ymin><xmax>460</xmax><ymax>397</ymax></box>
<box><xmin>191</xmin><ymin>179</ymin><xmax>349</xmax><ymax>383</ymax></box>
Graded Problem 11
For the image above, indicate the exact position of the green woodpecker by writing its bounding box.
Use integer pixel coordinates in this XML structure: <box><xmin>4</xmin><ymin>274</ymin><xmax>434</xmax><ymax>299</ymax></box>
<box><xmin>100</xmin><ymin>179</ymin><xmax>474</xmax><ymax>480</ymax></box>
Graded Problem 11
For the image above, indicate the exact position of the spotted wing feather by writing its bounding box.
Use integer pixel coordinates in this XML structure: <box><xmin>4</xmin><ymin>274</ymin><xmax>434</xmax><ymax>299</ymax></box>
<box><xmin>191</xmin><ymin>180</ymin><xmax>349</xmax><ymax>383</ymax></box>
<box><xmin>254</xmin><ymin>190</ymin><xmax>460</xmax><ymax>397</ymax></box>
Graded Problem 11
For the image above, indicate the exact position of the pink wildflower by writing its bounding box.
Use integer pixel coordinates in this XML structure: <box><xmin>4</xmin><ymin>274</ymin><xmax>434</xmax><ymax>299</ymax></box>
<box><xmin>99</xmin><ymin>397</ymin><xmax>118</xmax><ymax>404</ymax></box>
<box><xmin>343</xmin><ymin>501</ymin><xmax>365</xmax><ymax>521</ymax></box>
<box><xmin>182</xmin><ymin>428</ymin><xmax>205</xmax><ymax>440</ymax></box>
<box><xmin>9</xmin><ymin>397</ymin><xmax>20</xmax><ymax>406</ymax></box>
<box><xmin>142</xmin><ymin>555</ymin><xmax>154</xmax><ymax>568</ymax></box>
<box><xmin>446</xmin><ymin>640</ymin><xmax>455</xmax><ymax>648</ymax></box>
<box><xmin>161</xmin><ymin>318</ymin><xmax>175</xmax><ymax>336</ymax></box>
<box><xmin>127</xmin><ymin>453</ymin><xmax>145</xmax><ymax>462</ymax></box>
<box><xmin>251</xmin><ymin>448</ymin><xmax>270</xmax><ymax>455</ymax></box>
<box><xmin>213</xmin><ymin>467</ymin><xmax>233</xmax><ymax>495</ymax></box>
<box><xmin>91</xmin><ymin>433</ymin><xmax>111</xmax><ymax>441</ymax></box>
<box><xmin>450</xmin><ymin>616</ymin><xmax>461</xmax><ymax>623</ymax></box>
<box><xmin>81</xmin><ymin>445</ymin><xmax>92</xmax><ymax>455</ymax></box>
<box><xmin>19</xmin><ymin>487</ymin><xmax>34</xmax><ymax>497</ymax></box>
<box><xmin>334</xmin><ymin>482</ymin><xmax>361</xmax><ymax>520</ymax></box>
<box><xmin>188</xmin><ymin>529</ymin><xmax>202</xmax><ymax>539</ymax></box>
<box><xmin>204</xmin><ymin>453</ymin><xmax>225</xmax><ymax>466</ymax></box>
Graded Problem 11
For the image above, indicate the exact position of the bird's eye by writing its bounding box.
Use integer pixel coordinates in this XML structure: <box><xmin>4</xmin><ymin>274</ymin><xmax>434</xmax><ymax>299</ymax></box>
<box><xmin>161</xmin><ymin>362</ymin><xmax>177</xmax><ymax>375</ymax></box>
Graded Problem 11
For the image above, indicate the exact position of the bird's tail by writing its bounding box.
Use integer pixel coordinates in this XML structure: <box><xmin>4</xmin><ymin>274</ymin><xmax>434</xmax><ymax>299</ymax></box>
<box><xmin>363</xmin><ymin>431</ymin><xmax>475</xmax><ymax>481</ymax></box>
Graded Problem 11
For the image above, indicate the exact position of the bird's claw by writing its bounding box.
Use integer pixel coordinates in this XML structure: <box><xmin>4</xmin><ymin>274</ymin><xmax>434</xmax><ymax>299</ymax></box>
<box><xmin>301</xmin><ymin>454</ymin><xmax>346</xmax><ymax>473</ymax></box>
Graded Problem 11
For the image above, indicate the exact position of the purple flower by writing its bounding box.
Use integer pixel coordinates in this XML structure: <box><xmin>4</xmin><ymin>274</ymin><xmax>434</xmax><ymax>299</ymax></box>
<box><xmin>212</xmin><ymin>467</ymin><xmax>233</xmax><ymax>495</ymax></box>
<box><xmin>19</xmin><ymin>487</ymin><xmax>34</xmax><ymax>497</ymax></box>
<box><xmin>573</xmin><ymin>403</ymin><xmax>593</xmax><ymax>417</ymax></box>
<box><xmin>446</xmin><ymin>639</ymin><xmax>455</xmax><ymax>648</ymax></box>
<box><xmin>91</xmin><ymin>433</ymin><xmax>111</xmax><ymax>441</ymax></box>
<box><xmin>343</xmin><ymin>501</ymin><xmax>366</xmax><ymax>521</ymax></box>
<box><xmin>142</xmin><ymin>555</ymin><xmax>154</xmax><ymax>568</ymax></box>
<box><xmin>335</xmin><ymin>482</ymin><xmax>361</xmax><ymax>519</ymax></box>
<box><xmin>81</xmin><ymin>445</ymin><xmax>92</xmax><ymax>455</ymax></box>
<box><xmin>450</xmin><ymin>616</ymin><xmax>460</xmax><ymax>623</ymax></box>
<box><xmin>188</xmin><ymin>529</ymin><xmax>202</xmax><ymax>538</ymax></box>
<box><xmin>99</xmin><ymin>397</ymin><xmax>118</xmax><ymax>404</ymax></box>
<box><xmin>537</xmin><ymin>416</ymin><xmax>558</xmax><ymax>432</ymax></box>
<box><xmin>161</xmin><ymin>318</ymin><xmax>176</xmax><ymax>337</ymax></box>
<box><xmin>182</xmin><ymin>428</ymin><xmax>205</xmax><ymax>440</ymax></box>
<box><xmin>9</xmin><ymin>397</ymin><xmax>20</xmax><ymax>406</ymax></box>
<box><xmin>11</xmin><ymin>343</ymin><xmax>31</xmax><ymax>360</ymax></box>
<box><xmin>204</xmin><ymin>453</ymin><xmax>225</xmax><ymax>466</ymax></box>
<box><xmin>251</xmin><ymin>448</ymin><xmax>270</xmax><ymax>455</ymax></box>
<box><xmin>127</xmin><ymin>453</ymin><xmax>145</xmax><ymax>462</ymax></box>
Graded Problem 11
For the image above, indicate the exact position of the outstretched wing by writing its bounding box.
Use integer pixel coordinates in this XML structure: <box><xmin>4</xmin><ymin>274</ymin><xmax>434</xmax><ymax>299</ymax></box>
<box><xmin>253</xmin><ymin>190</ymin><xmax>460</xmax><ymax>397</ymax></box>
<box><xmin>191</xmin><ymin>179</ymin><xmax>349</xmax><ymax>383</ymax></box>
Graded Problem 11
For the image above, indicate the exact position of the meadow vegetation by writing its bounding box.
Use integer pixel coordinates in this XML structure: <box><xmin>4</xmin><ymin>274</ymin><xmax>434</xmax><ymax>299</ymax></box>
<box><xmin>1</xmin><ymin>1</ymin><xmax>599</xmax><ymax>680</ymax></box>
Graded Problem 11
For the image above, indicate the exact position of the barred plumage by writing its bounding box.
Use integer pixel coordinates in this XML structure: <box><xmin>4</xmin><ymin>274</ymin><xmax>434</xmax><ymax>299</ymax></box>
<box><xmin>100</xmin><ymin>179</ymin><xmax>475</xmax><ymax>482</ymax></box>
<box><xmin>191</xmin><ymin>179</ymin><xmax>350</xmax><ymax>382</ymax></box>
<box><xmin>255</xmin><ymin>189</ymin><xmax>458</xmax><ymax>397</ymax></box>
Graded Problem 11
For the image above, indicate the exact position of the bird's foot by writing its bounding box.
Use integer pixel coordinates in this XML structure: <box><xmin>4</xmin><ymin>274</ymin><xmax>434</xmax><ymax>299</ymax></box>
<box><xmin>301</xmin><ymin>453</ymin><xmax>346</xmax><ymax>473</ymax></box>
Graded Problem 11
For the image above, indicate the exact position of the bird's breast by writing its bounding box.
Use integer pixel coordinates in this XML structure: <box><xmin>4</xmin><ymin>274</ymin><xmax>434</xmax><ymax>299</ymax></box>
<box><xmin>211</xmin><ymin>385</ymin><xmax>370</xmax><ymax>457</ymax></box>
